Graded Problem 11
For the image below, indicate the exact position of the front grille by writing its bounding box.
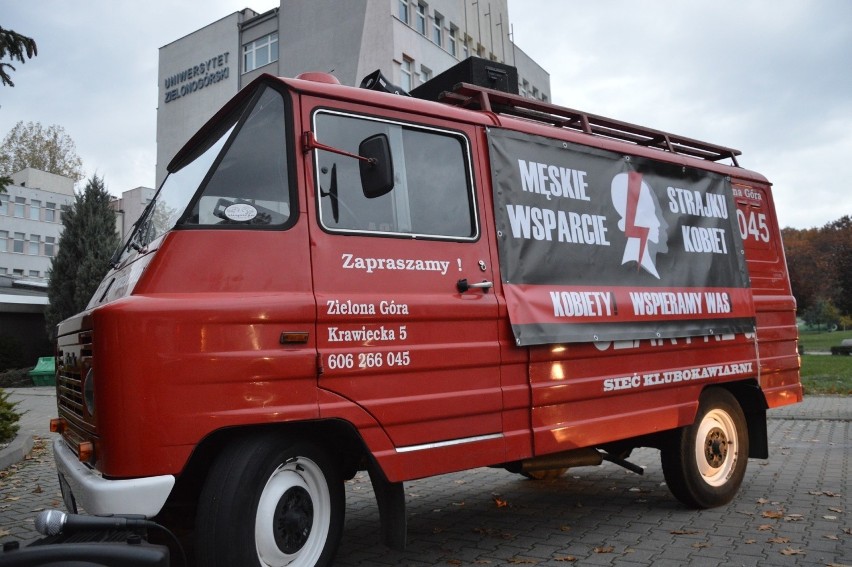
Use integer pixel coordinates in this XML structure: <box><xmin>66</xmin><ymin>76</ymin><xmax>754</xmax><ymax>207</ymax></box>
<box><xmin>57</xmin><ymin>330</ymin><xmax>93</xmax><ymax>422</ymax></box>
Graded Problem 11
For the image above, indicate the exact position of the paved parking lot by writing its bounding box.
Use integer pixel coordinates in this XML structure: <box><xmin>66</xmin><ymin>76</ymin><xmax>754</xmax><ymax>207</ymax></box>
<box><xmin>1</xmin><ymin>389</ymin><xmax>849</xmax><ymax>566</ymax></box>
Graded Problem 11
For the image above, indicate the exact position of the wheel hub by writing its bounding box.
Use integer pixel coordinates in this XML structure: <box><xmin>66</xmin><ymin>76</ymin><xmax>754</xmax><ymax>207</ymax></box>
<box><xmin>704</xmin><ymin>426</ymin><xmax>728</xmax><ymax>468</ymax></box>
<box><xmin>273</xmin><ymin>486</ymin><xmax>314</xmax><ymax>554</ymax></box>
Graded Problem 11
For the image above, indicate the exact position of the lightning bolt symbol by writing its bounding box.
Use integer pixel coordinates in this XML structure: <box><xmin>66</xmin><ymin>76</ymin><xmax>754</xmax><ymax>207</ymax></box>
<box><xmin>624</xmin><ymin>171</ymin><xmax>650</xmax><ymax>270</ymax></box>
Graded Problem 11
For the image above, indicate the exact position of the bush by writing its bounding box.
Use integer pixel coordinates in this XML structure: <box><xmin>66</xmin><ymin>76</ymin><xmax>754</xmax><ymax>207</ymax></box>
<box><xmin>0</xmin><ymin>388</ymin><xmax>20</xmax><ymax>444</ymax></box>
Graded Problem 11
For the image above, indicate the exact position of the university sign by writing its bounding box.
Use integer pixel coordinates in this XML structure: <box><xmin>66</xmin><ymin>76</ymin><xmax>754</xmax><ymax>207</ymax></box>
<box><xmin>488</xmin><ymin>128</ymin><xmax>754</xmax><ymax>346</ymax></box>
<box><xmin>163</xmin><ymin>52</ymin><xmax>231</xmax><ymax>103</ymax></box>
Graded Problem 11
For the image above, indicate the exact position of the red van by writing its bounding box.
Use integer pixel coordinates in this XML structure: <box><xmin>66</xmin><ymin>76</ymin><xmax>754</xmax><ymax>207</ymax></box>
<box><xmin>51</xmin><ymin>59</ymin><xmax>801</xmax><ymax>567</ymax></box>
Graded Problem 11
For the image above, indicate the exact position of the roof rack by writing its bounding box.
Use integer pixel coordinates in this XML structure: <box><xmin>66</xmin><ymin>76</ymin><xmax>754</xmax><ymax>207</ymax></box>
<box><xmin>441</xmin><ymin>83</ymin><xmax>741</xmax><ymax>166</ymax></box>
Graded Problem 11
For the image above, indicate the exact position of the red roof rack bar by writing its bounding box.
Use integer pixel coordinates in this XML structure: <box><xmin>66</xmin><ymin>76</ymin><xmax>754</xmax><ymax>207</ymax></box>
<box><xmin>442</xmin><ymin>83</ymin><xmax>741</xmax><ymax>166</ymax></box>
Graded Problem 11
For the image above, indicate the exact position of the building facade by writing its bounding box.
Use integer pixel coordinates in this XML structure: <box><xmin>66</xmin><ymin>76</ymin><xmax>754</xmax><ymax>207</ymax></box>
<box><xmin>0</xmin><ymin>168</ymin><xmax>75</xmax><ymax>283</ymax></box>
<box><xmin>156</xmin><ymin>0</ymin><xmax>550</xmax><ymax>186</ymax></box>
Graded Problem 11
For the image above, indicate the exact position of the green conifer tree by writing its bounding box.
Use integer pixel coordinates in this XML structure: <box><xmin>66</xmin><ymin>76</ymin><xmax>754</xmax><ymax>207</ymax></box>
<box><xmin>46</xmin><ymin>175</ymin><xmax>120</xmax><ymax>336</ymax></box>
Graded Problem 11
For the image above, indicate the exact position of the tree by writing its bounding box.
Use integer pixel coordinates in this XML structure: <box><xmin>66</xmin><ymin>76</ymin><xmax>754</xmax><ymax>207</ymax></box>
<box><xmin>46</xmin><ymin>175</ymin><xmax>120</xmax><ymax>336</ymax></box>
<box><xmin>0</xmin><ymin>26</ymin><xmax>37</xmax><ymax>87</ymax></box>
<box><xmin>0</xmin><ymin>121</ymin><xmax>84</xmax><ymax>183</ymax></box>
<box><xmin>783</xmin><ymin>215</ymin><xmax>852</xmax><ymax>319</ymax></box>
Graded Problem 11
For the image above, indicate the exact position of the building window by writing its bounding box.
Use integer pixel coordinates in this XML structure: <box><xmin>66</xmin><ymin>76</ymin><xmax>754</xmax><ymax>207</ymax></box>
<box><xmin>532</xmin><ymin>87</ymin><xmax>539</xmax><ymax>100</ymax></box>
<box><xmin>415</xmin><ymin>3</ymin><xmax>427</xmax><ymax>35</ymax></box>
<box><xmin>463</xmin><ymin>37</ymin><xmax>469</xmax><ymax>59</ymax></box>
<box><xmin>13</xmin><ymin>232</ymin><xmax>25</xmax><ymax>254</ymax></box>
<box><xmin>243</xmin><ymin>32</ymin><xmax>278</xmax><ymax>73</ymax></box>
<box><xmin>420</xmin><ymin>65</ymin><xmax>432</xmax><ymax>84</ymax></box>
<box><xmin>14</xmin><ymin>197</ymin><xmax>25</xmax><ymax>218</ymax></box>
<box><xmin>448</xmin><ymin>26</ymin><xmax>458</xmax><ymax>57</ymax></box>
<box><xmin>12</xmin><ymin>268</ymin><xmax>23</xmax><ymax>276</ymax></box>
<box><xmin>400</xmin><ymin>57</ymin><xmax>413</xmax><ymax>91</ymax></box>
<box><xmin>29</xmin><ymin>270</ymin><xmax>39</xmax><ymax>278</ymax></box>
<box><xmin>0</xmin><ymin>268</ymin><xmax>6</xmax><ymax>275</ymax></box>
<box><xmin>0</xmin><ymin>194</ymin><xmax>7</xmax><ymax>215</ymax></box>
<box><xmin>29</xmin><ymin>199</ymin><xmax>40</xmax><ymax>221</ymax></box>
<box><xmin>0</xmin><ymin>231</ymin><xmax>7</xmax><ymax>252</ymax></box>
<box><xmin>432</xmin><ymin>13</ymin><xmax>443</xmax><ymax>46</ymax></box>
<box><xmin>519</xmin><ymin>79</ymin><xmax>527</xmax><ymax>98</ymax></box>
<box><xmin>29</xmin><ymin>234</ymin><xmax>40</xmax><ymax>255</ymax></box>
<box><xmin>398</xmin><ymin>0</ymin><xmax>409</xmax><ymax>23</ymax></box>
<box><xmin>45</xmin><ymin>202</ymin><xmax>57</xmax><ymax>222</ymax></box>
<box><xmin>44</xmin><ymin>236</ymin><xmax>56</xmax><ymax>257</ymax></box>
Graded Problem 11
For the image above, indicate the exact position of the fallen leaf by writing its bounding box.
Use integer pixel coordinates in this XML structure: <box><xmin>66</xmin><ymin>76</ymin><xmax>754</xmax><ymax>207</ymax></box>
<box><xmin>691</xmin><ymin>542</ymin><xmax>711</xmax><ymax>549</ymax></box>
<box><xmin>493</xmin><ymin>497</ymin><xmax>508</xmax><ymax>508</ymax></box>
<box><xmin>446</xmin><ymin>560</ymin><xmax>462</xmax><ymax>565</ymax></box>
<box><xmin>823</xmin><ymin>534</ymin><xmax>839</xmax><ymax>541</ymax></box>
<box><xmin>593</xmin><ymin>546</ymin><xmax>614</xmax><ymax>554</ymax></box>
<box><xmin>559</xmin><ymin>525</ymin><xmax>571</xmax><ymax>532</ymax></box>
<box><xmin>761</xmin><ymin>510</ymin><xmax>784</xmax><ymax>519</ymax></box>
<box><xmin>784</xmin><ymin>514</ymin><xmax>804</xmax><ymax>522</ymax></box>
<box><xmin>823</xmin><ymin>515</ymin><xmax>838</xmax><ymax>521</ymax></box>
<box><xmin>0</xmin><ymin>529</ymin><xmax>11</xmax><ymax>537</ymax></box>
<box><xmin>780</xmin><ymin>547</ymin><xmax>805</xmax><ymax>556</ymax></box>
<box><xmin>767</xmin><ymin>537</ymin><xmax>790</xmax><ymax>544</ymax></box>
<box><xmin>828</xmin><ymin>507</ymin><xmax>843</xmax><ymax>513</ymax></box>
<box><xmin>757</xmin><ymin>524</ymin><xmax>774</xmax><ymax>531</ymax></box>
<box><xmin>32</xmin><ymin>484</ymin><xmax>43</xmax><ymax>494</ymax></box>
<box><xmin>553</xmin><ymin>556</ymin><xmax>576</xmax><ymax>562</ymax></box>
<box><xmin>744</xmin><ymin>539</ymin><xmax>756</xmax><ymax>544</ymax></box>
<box><xmin>756</xmin><ymin>497</ymin><xmax>769</xmax><ymax>504</ymax></box>
<box><xmin>507</xmin><ymin>559</ymin><xmax>537</xmax><ymax>564</ymax></box>
<box><xmin>432</xmin><ymin>527</ymin><xmax>444</xmax><ymax>534</ymax></box>
<box><xmin>671</xmin><ymin>529</ymin><xmax>699</xmax><ymax>535</ymax></box>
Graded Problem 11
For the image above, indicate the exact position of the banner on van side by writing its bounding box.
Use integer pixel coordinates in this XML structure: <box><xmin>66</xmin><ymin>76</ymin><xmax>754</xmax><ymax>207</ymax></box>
<box><xmin>488</xmin><ymin>128</ymin><xmax>755</xmax><ymax>346</ymax></box>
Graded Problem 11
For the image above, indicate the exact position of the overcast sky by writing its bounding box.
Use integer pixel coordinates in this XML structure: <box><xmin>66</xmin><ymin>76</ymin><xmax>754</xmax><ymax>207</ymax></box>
<box><xmin>2</xmin><ymin>1</ymin><xmax>850</xmax><ymax>229</ymax></box>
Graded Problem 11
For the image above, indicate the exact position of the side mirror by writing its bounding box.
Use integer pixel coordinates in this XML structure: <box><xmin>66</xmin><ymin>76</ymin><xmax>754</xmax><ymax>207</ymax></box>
<box><xmin>359</xmin><ymin>134</ymin><xmax>394</xmax><ymax>199</ymax></box>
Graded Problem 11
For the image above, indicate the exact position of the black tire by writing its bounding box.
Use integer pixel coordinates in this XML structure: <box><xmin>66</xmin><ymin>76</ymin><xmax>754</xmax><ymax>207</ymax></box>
<box><xmin>661</xmin><ymin>388</ymin><xmax>749</xmax><ymax>509</ymax></box>
<box><xmin>195</xmin><ymin>433</ymin><xmax>344</xmax><ymax>567</ymax></box>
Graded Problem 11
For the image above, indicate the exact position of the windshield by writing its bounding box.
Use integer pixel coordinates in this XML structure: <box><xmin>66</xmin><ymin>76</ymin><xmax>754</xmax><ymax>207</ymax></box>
<box><xmin>113</xmin><ymin>84</ymin><xmax>292</xmax><ymax>266</ymax></box>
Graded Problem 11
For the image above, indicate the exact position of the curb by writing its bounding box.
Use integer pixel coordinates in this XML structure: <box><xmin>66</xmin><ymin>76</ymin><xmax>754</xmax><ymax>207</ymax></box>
<box><xmin>0</xmin><ymin>433</ymin><xmax>34</xmax><ymax>471</ymax></box>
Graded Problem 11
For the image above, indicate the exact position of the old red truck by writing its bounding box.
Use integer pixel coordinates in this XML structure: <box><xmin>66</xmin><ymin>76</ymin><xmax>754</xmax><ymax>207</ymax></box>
<box><xmin>51</xmin><ymin>58</ymin><xmax>801</xmax><ymax>566</ymax></box>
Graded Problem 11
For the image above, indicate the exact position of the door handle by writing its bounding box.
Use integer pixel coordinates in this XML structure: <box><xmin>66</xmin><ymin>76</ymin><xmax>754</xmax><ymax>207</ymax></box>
<box><xmin>457</xmin><ymin>278</ymin><xmax>493</xmax><ymax>293</ymax></box>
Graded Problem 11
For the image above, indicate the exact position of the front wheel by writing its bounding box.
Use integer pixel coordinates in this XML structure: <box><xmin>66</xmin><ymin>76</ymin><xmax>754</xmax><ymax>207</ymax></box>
<box><xmin>661</xmin><ymin>389</ymin><xmax>749</xmax><ymax>509</ymax></box>
<box><xmin>195</xmin><ymin>433</ymin><xmax>344</xmax><ymax>567</ymax></box>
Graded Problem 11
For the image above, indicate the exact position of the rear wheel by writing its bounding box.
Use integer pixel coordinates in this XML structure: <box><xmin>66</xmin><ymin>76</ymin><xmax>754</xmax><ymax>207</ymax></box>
<box><xmin>661</xmin><ymin>389</ymin><xmax>749</xmax><ymax>508</ymax></box>
<box><xmin>195</xmin><ymin>433</ymin><xmax>344</xmax><ymax>567</ymax></box>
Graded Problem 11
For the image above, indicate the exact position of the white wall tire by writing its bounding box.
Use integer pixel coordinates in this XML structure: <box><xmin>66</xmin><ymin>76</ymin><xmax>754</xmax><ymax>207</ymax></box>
<box><xmin>661</xmin><ymin>389</ymin><xmax>749</xmax><ymax>508</ymax></box>
<box><xmin>195</xmin><ymin>434</ymin><xmax>344</xmax><ymax>567</ymax></box>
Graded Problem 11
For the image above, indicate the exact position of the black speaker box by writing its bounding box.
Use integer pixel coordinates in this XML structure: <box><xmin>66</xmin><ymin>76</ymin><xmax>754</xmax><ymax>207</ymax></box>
<box><xmin>410</xmin><ymin>56</ymin><xmax>519</xmax><ymax>101</ymax></box>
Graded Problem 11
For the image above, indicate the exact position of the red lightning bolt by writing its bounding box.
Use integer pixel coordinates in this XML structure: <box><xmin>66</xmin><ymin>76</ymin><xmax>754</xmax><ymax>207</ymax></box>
<box><xmin>624</xmin><ymin>171</ymin><xmax>650</xmax><ymax>271</ymax></box>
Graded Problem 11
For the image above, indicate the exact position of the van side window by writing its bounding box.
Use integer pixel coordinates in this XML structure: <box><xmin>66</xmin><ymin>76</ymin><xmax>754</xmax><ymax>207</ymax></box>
<box><xmin>182</xmin><ymin>86</ymin><xmax>293</xmax><ymax>227</ymax></box>
<box><xmin>314</xmin><ymin>111</ymin><xmax>478</xmax><ymax>240</ymax></box>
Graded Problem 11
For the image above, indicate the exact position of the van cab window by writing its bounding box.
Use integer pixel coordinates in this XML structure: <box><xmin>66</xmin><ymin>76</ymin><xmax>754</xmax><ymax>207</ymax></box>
<box><xmin>182</xmin><ymin>86</ymin><xmax>292</xmax><ymax>227</ymax></box>
<box><xmin>313</xmin><ymin>111</ymin><xmax>477</xmax><ymax>240</ymax></box>
<box><xmin>114</xmin><ymin>85</ymin><xmax>294</xmax><ymax>266</ymax></box>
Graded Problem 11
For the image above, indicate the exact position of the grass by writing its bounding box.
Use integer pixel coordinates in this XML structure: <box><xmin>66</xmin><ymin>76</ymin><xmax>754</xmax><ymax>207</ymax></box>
<box><xmin>798</xmin><ymin>328</ymin><xmax>852</xmax><ymax>353</ymax></box>
<box><xmin>800</xmin><ymin>355</ymin><xmax>852</xmax><ymax>395</ymax></box>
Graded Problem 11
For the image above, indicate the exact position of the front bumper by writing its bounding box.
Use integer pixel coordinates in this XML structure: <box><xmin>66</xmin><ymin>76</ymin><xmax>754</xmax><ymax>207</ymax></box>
<box><xmin>53</xmin><ymin>437</ymin><xmax>175</xmax><ymax>518</ymax></box>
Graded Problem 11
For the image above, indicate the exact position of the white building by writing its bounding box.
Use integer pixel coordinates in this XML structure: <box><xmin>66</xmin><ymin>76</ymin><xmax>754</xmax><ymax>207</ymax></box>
<box><xmin>156</xmin><ymin>0</ymin><xmax>550</xmax><ymax>186</ymax></box>
<box><xmin>110</xmin><ymin>186</ymin><xmax>156</xmax><ymax>238</ymax></box>
<box><xmin>0</xmin><ymin>168</ymin><xmax>75</xmax><ymax>282</ymax></box>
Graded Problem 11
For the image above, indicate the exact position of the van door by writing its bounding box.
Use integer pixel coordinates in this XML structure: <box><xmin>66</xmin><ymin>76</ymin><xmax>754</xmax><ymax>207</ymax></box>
<box><xmin>305</xmin><ymin>107</ymin><xmax>504</xmax><ymax>472</ymax></box>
